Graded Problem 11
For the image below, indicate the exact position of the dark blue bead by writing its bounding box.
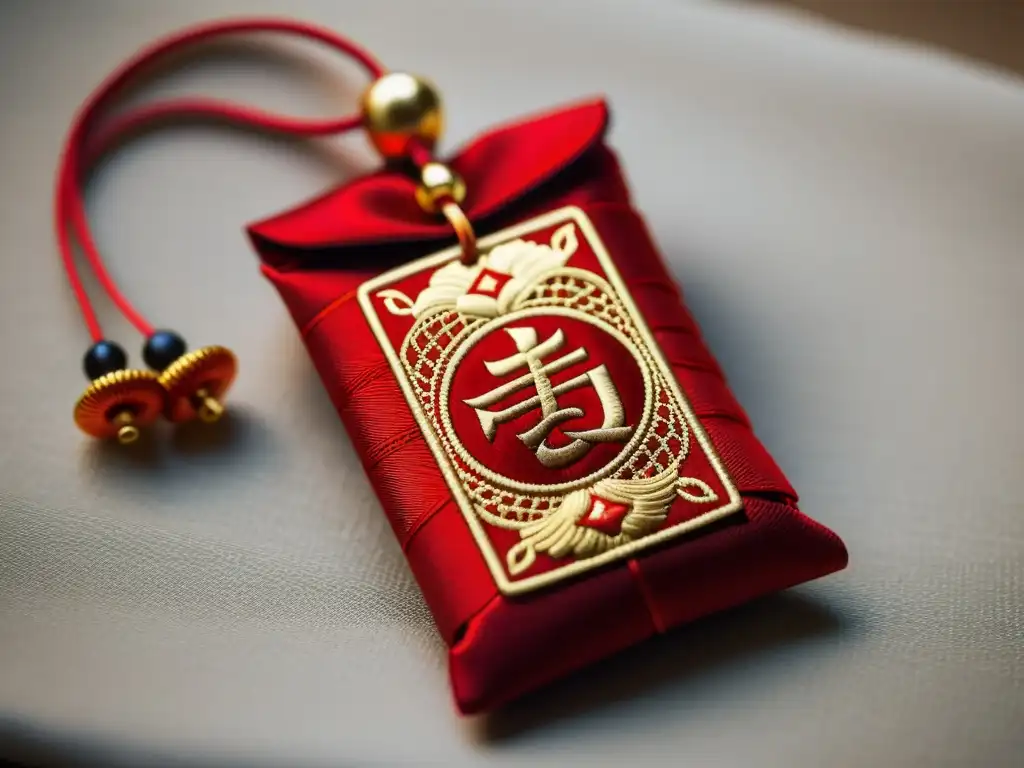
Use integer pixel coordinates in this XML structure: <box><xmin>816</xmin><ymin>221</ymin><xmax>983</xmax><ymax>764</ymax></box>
<box><xmin>143</xmin><ymin>330</ymin><xmax>187</xmax><ymax>371</ymax></box>
<box><xmin>83</xmin><ymin>340</ymin><xmax>127</xmax><ymax>380</ymax></box>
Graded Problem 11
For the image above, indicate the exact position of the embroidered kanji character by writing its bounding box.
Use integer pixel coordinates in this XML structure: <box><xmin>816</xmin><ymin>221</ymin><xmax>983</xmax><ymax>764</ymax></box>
<box><xmin>463</xmin><ymin>327</ymin><xmax>633</xmax><ymax>468</ymax></box>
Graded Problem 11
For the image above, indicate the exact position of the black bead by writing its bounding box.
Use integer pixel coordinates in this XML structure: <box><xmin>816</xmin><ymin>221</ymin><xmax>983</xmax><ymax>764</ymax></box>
<box><xmin>143</xmin><ymin>330</ymin><xmax>187</xmax><ymax>371</ymax></box>
<box><xmin>83</xmin><ymin>340</ymin><xmax>128</xmax><ymax>380</ymax></box>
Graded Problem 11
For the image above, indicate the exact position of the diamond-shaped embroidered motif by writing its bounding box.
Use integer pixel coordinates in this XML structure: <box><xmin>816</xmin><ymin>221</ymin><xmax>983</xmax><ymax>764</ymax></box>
<box><xmin>468</xmin><ymin>268</ymin><xmax>512</xmax><ymax>298</ymax></box>
<box><xmin>576</xmin><ymin>494</ymin><xmax>631</xmax><ymax>536</ymax></box>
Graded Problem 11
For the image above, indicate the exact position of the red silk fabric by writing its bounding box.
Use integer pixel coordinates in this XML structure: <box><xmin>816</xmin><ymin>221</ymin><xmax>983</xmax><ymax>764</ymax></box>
<box><xmin>247</xmin><ymin>98</ymin><xmax>847</xmax><ymax>714</ymax></box>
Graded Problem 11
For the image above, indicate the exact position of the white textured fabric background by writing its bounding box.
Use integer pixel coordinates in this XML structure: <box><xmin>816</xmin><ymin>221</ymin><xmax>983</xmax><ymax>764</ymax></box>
<box><xmin>1</xmin><ymin>1</ymin><xmax>1022</xmax><ymax>766</ymax></box>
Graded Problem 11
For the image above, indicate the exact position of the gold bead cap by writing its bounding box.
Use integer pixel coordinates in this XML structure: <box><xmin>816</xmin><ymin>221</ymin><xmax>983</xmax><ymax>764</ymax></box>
<box><xmin>158</xmin><ymin>345</ymin><xmax>237</xmax><ymax>423</ymax></box>
<box><xmin>74</xmin><ymin>369</ymin><xmax>166</xmax><ymax>443</ymax></box>
<box><xmin>415</xmin><ymin>161</ymin><xmax>466</xmax><ymax>213</ymax></box>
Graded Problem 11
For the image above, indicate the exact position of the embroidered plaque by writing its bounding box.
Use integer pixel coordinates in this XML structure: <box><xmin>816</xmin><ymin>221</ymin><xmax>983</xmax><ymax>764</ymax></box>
<box><xmin>359</xmin><ymin>207</ymin><xmax>742</xmax><ymax>594</ymax></box>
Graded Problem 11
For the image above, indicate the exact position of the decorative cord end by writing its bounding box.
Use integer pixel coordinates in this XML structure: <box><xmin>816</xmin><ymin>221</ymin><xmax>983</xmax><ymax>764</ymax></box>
<box><xmin>74</xmin><ymin>369</ymin><xmax>166</xmax><ymax>443</ymax></box>
<box><xmin>157</xmin><ymin>345</ymin><xmax>237</xmax><ymax>424</ymax></box>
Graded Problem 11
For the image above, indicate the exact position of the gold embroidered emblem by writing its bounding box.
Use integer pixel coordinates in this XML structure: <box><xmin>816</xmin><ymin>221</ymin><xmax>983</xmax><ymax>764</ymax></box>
<box><xmin>465</xmin><ymin>327</ymin><xmax>633</xmax><ymax>468</ymax></box>
<box><xmin>359</xmin><ymin>207</ymin><xmax>742</xmax><ymax>594</ymax></box>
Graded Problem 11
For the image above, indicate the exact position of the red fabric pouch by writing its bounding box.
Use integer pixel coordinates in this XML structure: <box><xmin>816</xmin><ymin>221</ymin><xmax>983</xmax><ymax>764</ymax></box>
<box><xmin>246</xmin><ymin>98</ymin><xmax>847</xmax><ymax>714</ymax></box>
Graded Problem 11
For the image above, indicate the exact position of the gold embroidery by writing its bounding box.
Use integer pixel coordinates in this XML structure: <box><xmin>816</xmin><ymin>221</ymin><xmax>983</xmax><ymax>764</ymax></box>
<box><xmin>410</xmin><ymin>222</ymin><xmax>578</xmax><ymax>319</ymax></box>
<box><xmin>465</xmin><ymin>327</ymin><xmax>633</xmax><ymax>468</ymax></box>
<box><xmin>402</xmin><ymin>245</ymin><xmax>704</xmax><ymax>555</ymax></box>
<box><xmin>376</xmin><ymin>289</ymin><xmax>415</xmax><ymax>316</ymax></box>
<box><xmin>358</xmin><ymin>207</ymin><xmax>743</xmax><ymax>595</ymax></box>
<box><xmin>436</xmin><ymin>307</ymin><xmax>656</xmax><ymax>497</ymax></box>
<box><xmin>506</xmin><ymin>464</ymin><xmax>680</xmax><ymax>575</ymax></box>
<box><xmin>678</xmin><ymin>476</ymin><xmax>718</xmax><ymax>504</ymax></box>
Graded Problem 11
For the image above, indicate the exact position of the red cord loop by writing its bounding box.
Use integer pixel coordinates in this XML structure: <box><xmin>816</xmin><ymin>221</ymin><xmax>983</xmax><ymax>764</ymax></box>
<box><xmin>56</xmin><ymin>18</ymin><xmax>386</xmax><ymax>341</ymax></box>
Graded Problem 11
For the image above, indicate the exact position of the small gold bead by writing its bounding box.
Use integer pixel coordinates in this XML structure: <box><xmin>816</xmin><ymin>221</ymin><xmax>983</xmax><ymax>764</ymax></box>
<box><xmin>194</xmin><ymin>389</ymin><xmax>225</xmax><ymax>424</ymax></box>
<box><xmin>361</xmin><ymin>72</ymin><xmax>443</xmax><ymax>159</ymax></box>
<box><xmin>415</xmin><ymin>162</ymin><xmax>466</xmax><ymax>213</ymax></box>
<box><xmin>114</xmin><ymin>411</ymin><xmax>140</xmax><ymax>445</ymax></box>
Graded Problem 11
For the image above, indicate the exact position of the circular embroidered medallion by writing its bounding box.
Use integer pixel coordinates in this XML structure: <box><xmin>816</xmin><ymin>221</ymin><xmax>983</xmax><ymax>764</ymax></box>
<box><xmin>441</xmin><ymin>307</ymin><xmax>653</xmax><ymax>494</ymax></box>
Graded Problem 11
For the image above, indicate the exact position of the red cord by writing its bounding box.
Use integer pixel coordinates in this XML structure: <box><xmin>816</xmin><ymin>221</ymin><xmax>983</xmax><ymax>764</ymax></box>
<box><xmin>56</xmin><ymin>17</ymin><xmax>386</xmax><ymax>341</ymax></box>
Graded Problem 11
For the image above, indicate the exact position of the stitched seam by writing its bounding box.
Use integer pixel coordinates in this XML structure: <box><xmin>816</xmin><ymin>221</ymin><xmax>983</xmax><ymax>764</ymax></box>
<box><xmin>664</xmin><ymin>357</ymin><xmax>725</xmax><ymax>377</ymax></box>
<box><xmin>628</xmin><ymin>558</ymin><xmax>665</xmax><ymax>634</ymax></box>
<box><xmin>400</xmin><ymin>496</ymin><xmax>456</xmax><ymax>553</ymax></box>
<box><xmin>301</xmin><ymin>288</ymin><xmax>360</xmax><ymax>338</ymax></box>
<box><xmin>649</xmin><ymin>321</ymin><xmax>699</xmax><ymax>335</ymax></box>
<box><xmin>628</xmin><ymin>278</ymin><xmax>681</xmax><ymax>295</ymax></box>
<box><xmin>343</xmin><ymin>359</ymin><xmax>394</xmax><ymax>399</ymax></box>
<box><xmin>259</xmin><ymin>260</ymin><xmax>301</xmax><ymax>278</ymax></box>
<box><xmin>364</xmin><ymin>426</ymin><xmax>424</xmax><ymax>469</ymax></box>
<box><xmin>743</xmin><ymin>489</ymin><xmax>799</xmax><ymax>504</ymax></box>
<box><xmin>691</xmin><ymin>407</ymin><xmax>750</xmax><ymax>427</ymax></box>
<box><xmin>449</xmin><ymin>593</ymin><xmax>503</xmax><ymax>653</ymax></box>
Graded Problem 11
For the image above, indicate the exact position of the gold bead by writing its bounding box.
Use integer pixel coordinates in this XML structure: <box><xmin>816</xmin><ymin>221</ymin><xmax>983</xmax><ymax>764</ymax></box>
<box><xmin>361</xmin><ymin>72</ymin><xmax>443</xmax><ymax>159</ymax></box>
<box><xmin>415</xmin><ymin>162</ymin><xmax>466</xmax><ymax>213</ymax></box>
<box><xmin>113</xmin><ymin>410</ymin><xmax>140</xmax><ymax>445</ymax></box>
<box><xmin>194</xmin><ymin>388</ymin><xmax>225</xmax><ymax>424</ymax></box>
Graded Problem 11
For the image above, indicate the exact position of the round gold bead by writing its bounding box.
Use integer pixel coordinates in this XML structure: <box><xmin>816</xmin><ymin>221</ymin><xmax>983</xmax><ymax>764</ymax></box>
<box><xmin>415</xmin><ymin>162</ymin><xmax>466</xmax><ymax>213</ymax></box>
<box><xmin>361</xmin><ymin>72</ymin><xmax>443</xmax><ymax>159</ymax></box>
